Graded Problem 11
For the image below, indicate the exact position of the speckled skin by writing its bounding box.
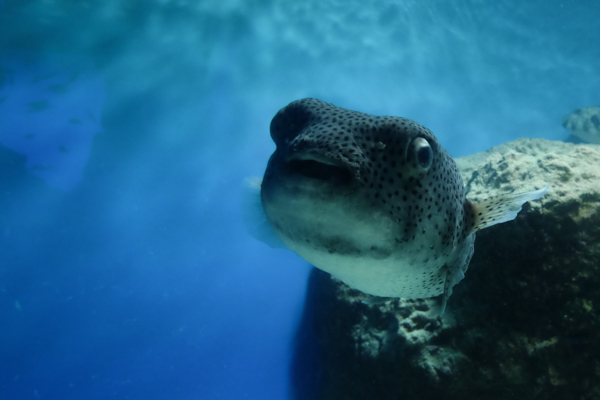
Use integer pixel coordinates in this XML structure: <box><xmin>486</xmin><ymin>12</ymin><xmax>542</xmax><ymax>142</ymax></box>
<box><xmin>260</xmin><ymin>98</ymin><xmax>476</xmax><ymax>300</ymax></box>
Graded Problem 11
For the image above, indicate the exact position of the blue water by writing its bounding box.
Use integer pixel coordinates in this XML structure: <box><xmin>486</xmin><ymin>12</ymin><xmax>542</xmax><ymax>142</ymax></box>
<box><xmin>0</xmin><ymin>1</ymin><xmax>598</xmax><ymax>399</ymax></box>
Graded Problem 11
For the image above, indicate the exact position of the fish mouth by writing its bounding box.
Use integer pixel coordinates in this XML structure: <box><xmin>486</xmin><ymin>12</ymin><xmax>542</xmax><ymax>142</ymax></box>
<box><xmin>286</xmin><ymin>153</ymin><xmax>352</xmax><ymax>183</ymax></box>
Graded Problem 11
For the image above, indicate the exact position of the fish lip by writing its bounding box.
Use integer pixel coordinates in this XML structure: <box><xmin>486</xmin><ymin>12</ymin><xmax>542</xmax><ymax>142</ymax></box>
<box><xmin>287</xmin><ymin>152</ymin><xmax>344</xmax><ymax>167</ymax></box>
<box><xmin>285</xmin><ymin>152</ymin><xmax>352</xmax><ymax>183</ymax></box>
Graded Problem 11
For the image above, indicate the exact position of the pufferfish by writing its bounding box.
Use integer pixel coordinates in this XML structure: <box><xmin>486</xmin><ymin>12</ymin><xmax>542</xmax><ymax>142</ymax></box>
<box><xmin>244</xmin><ymin>98</ymin><xmax>547</xmax><ymax>313</ymax></box>
<box><xmin>562</xmin><ymin>106</ymin><xmax>600</xmax><ymax>144</ymax></box>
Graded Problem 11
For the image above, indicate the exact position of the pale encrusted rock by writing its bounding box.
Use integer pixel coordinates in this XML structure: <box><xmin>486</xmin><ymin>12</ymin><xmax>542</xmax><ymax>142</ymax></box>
<box><xmin>303</xmin><ymin>138</ymin><xmax>600</xmax><ymax>400</ymax></box>
<box><xmin>456</xmin><ymin>138</ymin><xmax>600</xmax><ymax>218</ymax></box>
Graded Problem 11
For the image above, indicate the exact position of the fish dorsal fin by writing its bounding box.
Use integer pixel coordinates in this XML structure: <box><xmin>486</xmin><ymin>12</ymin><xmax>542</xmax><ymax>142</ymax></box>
<box><xmin>241</xmin><ymin>177</ymin><xmax>288</xmax><ymax>249</ymax></box>
<box><xmin>467</xmin><ymin>186</ymin><xmax>548</xmax><ymax>235</ymax></box>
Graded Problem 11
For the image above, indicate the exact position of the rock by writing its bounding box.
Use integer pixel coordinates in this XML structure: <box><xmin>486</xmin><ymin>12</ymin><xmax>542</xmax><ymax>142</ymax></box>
<box><xmin>304</xmin><ymin>138</ymin><xmax>600</xmax><ymax>400</ymax></box>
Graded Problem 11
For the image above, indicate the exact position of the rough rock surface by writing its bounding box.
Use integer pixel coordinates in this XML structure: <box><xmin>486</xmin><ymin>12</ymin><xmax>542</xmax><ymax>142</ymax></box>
<box><xmin>306</xmin><ymin>138</ymin><xmax>600</xmax><ymax>400</ymax></box>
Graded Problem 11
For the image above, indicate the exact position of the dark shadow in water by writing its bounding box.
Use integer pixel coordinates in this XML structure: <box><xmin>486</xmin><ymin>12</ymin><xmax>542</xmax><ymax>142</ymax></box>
<box><xmin>290</xmin><ymin>267</ymin><xmax>325</xmax><ymax>400</ymax></box>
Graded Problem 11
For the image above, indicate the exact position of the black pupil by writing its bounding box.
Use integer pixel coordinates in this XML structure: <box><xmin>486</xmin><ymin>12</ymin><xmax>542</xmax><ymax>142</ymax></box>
<box><xmin>417</xmin><ymin>146</ymin><xmax>432</xmax><ymax>168</ymax></box>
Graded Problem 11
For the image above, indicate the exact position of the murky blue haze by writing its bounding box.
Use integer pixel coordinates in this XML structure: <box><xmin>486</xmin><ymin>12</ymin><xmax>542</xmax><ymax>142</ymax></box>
<box><xmin>0</xmin><ymin>1</ymin><xmax>598</xmax><ymax>399</ymax></box>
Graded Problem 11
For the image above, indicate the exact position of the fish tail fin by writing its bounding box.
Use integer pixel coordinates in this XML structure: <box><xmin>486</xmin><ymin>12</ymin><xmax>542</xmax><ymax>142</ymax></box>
<box><xmin>468</xmin><ymin>186</ymin><xmax>548</xmax><ymax>234</ymax></box>
<box><xmin>241</xmin><ymin>177</ymin><xmax>287</xmax><ymax>249</ymax></box>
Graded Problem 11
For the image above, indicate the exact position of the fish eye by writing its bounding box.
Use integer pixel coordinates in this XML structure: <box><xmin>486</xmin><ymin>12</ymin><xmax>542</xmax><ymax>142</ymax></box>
<box><xmin>411</xmin><ymin>137</ymin><xmax>433</xmax><ymax>170</ymax></box>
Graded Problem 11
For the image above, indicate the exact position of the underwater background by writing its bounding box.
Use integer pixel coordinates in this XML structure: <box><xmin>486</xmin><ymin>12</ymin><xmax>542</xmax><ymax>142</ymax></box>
<box><xmin>0</xmin><ymin>1</ymin><xmax>599</xmax><ymax>399</ymax></box>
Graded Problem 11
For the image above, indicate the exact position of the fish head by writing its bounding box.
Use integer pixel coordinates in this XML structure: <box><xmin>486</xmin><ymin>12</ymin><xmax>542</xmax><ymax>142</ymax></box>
<box><xmin>261</xmin><ymin>98</ymin><xmax>459</xmax><ymax>263</ymax></box>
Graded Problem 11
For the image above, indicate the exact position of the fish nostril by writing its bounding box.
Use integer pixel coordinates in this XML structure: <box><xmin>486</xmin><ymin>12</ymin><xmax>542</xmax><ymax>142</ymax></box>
<box><xmin>287</xmin><ymin>159</ymin><xmax>351</xmax><ymax>183</ymax></box>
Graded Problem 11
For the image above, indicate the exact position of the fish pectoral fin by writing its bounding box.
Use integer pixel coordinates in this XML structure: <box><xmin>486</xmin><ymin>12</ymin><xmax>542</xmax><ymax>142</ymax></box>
<box><xmin>440</xmin><ymin>263</ymin><xmax>466</xmax><ymax>316</ymax></box>
<box><xmin>467</xmin><ymin>186</ymin><xmax>548</xmax><ymax>235</ymax></box>
<box><xmin>241</xmin><ymin>176</ymin><xmax>288</xmax><ymax>249</ymax></box>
